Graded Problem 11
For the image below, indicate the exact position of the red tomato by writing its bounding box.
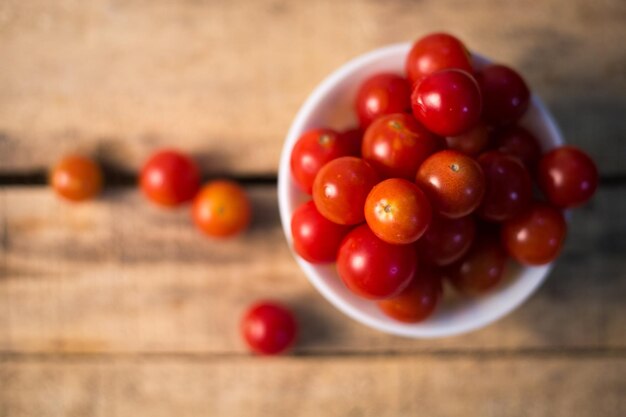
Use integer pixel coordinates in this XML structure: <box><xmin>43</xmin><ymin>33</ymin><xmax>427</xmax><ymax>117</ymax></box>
<box><xmin>501</xmin><ymin>203</ymin><xmax>567</xmax><ymax>265</ymax></box>
<box><xmin>477</xmin><ymin>65</ymin><xmax>530</xmax><ymax>126</ymax></box>
<box><xmin>241</xmin><ymin>301</ymin><xmax>297</xmax><ymax>355</ymax></box>
<box><xmin>491</xmin><ymin>125</ymin><xmax>542</xmax><ymax>169</ymax></box>
<box><xmin>192</xmin><ymin>180</ymin><xmax>251</xmax><ymax>238</ymax></box>
<box><xmin>291</xmin><ymin>201</ymin><xmax>351</xmax><ymax>263</ymax></box>
<box><xmin>405</xmin><ymin>33</ymin><xmax>473</xmax><ymax>86</ymax></box>
<box><xmin>446</xmin><ymin>233</ymin><xmax>508</xmax><ymax>294</ymax></box>
<box><xmin>337</xmin><ymin>224</ymin><xmax>417</xmax><ymax>300</ymax></box>
<box><xmin>377</xmin><ymin>267</ymin><xmax>442</xmax><ymax>323</ymax></box>
<box><xmin>537</xmin><ymin>146</ymin><xmax>598</xmax><ymax>208</ymax></box>
<box><xmin>416</xmin><ymin>150</ymin><xmax>486</xmax><ymax>219</ymax></box>
<box><xmin>362</xmin><ymin>113</ymin><xmax>442</xmax><ymax>180</ymax></box>
<box><xmin>418</xmin><ymin>215</ymin><xmax>476</xmax><ymax>266</ymax></box>
<box><xmin>355</xmin><ymin>73</ymin><xmax>411</xmax><ymax>128</ymax></box>
<box><xmin>290</xmin><ymin>128</ymin><xmax>355</xmax><ymax>194</ymax></box>
<box><xmin>445</xmin><ymin>121</ymin><xmax>490</xmax><ymax>157</ymax></box>
<box><xmin>140</xmin><ymin>149</ymin><xmax>200</xmax><ymax>207</ymax></box>
<box><xmin>364</xmin><ymin>178</ymin><xmax>432</xmax><ymax>245</ymax></box>
<box><xmin>477</xmin><ymin>151</ymin><xmax>533</xmax><ymax>222</ymax></box>
<box><xmin>50</xmin><ymin>155</ymin><xmax>103</xmax><ymax>202</ymax></box>
<box><xmin>412</xmin><ymin>69</ymin><xmax>482</xmax><ymax>137</ymax></box>
<box><xmin>312</xmin><ymin>157</ymin><xmax>380</xmax><ymax>225</ymax></box>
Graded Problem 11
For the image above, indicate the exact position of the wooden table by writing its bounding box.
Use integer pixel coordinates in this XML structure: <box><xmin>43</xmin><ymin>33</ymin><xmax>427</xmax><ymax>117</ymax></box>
<box><xmin>1</xmin><ymin>1</ymin><xmax>625</xmax><ymax>415</ymax></box>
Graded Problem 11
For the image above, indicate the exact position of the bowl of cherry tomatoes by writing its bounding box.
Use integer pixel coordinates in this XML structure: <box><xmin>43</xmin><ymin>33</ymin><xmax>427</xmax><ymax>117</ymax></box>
<box><xmin>278</xmin><ymin>34</ymin><xmax>598</xmax><ymax>338</ymax></box>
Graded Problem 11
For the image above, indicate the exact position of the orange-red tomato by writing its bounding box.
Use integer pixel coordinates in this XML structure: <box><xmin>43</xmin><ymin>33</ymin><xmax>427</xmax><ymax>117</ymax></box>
<box><xmin>377</xmin><ymin>267</ymin><xmax>443</xmax><ymax>323</ymax></box>
<box><xmin>312</xmin><ymin>156</ymin><xmax>380</xmax><ymax>225</ymax></box>
<box><xmin>364</xmin><ymin>178</ymin><xmax>432</xmax><ymax>245</ymax></box>
<box><xmin>50</xmin><ymin>155</ymin><xmax>103</xmax><ymax>202</ymax></box>
<box><xmin>140</xmin><ymin>149</ymin><xmax>201</xmax><ymax>207</ymax></box>
<box><xmin>362</xmin><ymin>113</ymin><xmax>442</xmax><ymax>180</ymax></box>
<box><xmin>416</xmin><ymin>150</ymin><xmax>486</xmax><ymax>219</ymax></box>
<box><xmin>501</xmin><ymin>203</ymin><xmax>567</xmax><ymax>265</ymax></box>
<box><xmin>192</xmin><ymin>180</ymin><xmax>251</xmax><ymax>238</ymax></box>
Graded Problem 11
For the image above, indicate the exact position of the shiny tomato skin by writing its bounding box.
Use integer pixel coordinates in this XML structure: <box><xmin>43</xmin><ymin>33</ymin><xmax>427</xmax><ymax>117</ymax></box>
<box><xmin>418</xmin><ymin>215</ymin><xmax>476</xmax><ymax>266</ymax></box>
<box><xmin>355</xmin><ymin>73</ymin><xmax>411</xmax><ymax>128</ymax></box>
<box><xmin>312</xmin><ymin>157</ymin><xmax>380</xmax><ymax>225</ymax></box>
<box><xmin>405</xmin><ymin>33</ymin><xmax>473</xmax><ymax>86</ymax></box>
<box><xmin>537</xmin><ymin>146</ymin><xmax>598</xmax><ymax>208</ymax></box>
<box><xmin>491</xmin><ymin>125</ymin><xmax>542</xmax><ymax>169</ymax></box>
<box><xmin>362</xmin><ymin>113</ymin><xmax>443</xmax><ymax>180</ymax></box>
<box><xmin>50</xmin><ymin>155</ymin><xmax>103</xmax><ymax>202</ymax></box>
<box><xmin>241</xmin><ymin>301</ymin><xmax>297</xmax><ymax>355</ymax></box>
<box><xmin>477</xmin><ymin>65</ymin><xmax>530</xmax><ymax>126</ymax></box>
<box><xmin>416</xmin><ymin>150</ymin><xmax>486</xmax><ymax>219</ymax></box>
<box><xmin>501</xmin><ymin>203</ymin><xmax>567</xmax><ymax>266</ymax></box>
<box><xmin>290</xmin><ymin>128</ymin><xmax>354</xmax><ymax>194</ymax></box>
<box><xmin>140</xmin><ymin>149</ymin><xmax>201</xmax><ymax>207</ymax></box>
<box><xmin>337</xmin><ymin>224</ymin><xmax>417</xmax><ymax>300</ymax></box>
<box><xmin>291</xmin><ymin>201</ymin><xmax>351</xmax><ymax>263</ymax></box>
<box><xmin>446</xmin><ymin>233</ymin><xmax>508</xmax><ymax>294</ymax></box>
<box><xmin>192</xmin><ymin>180</ymin><xmax>251</xmax><ymax>238</ymax></box>
<box><xmin>477</xmin><ymin>151</ymin><xmax>533</xmax><ymax>222</ymax></box>
<box><xmin>377</xmin><ymin>267</ymin><xmax>443</xmax><ymax>323</ymax></box>
<box><xmin>364</xmin><ymin>178</ymin><xmax>432</xmax><ymax>245</ymax></box>
<box><xmin>445</xmin><ymin>121</ymin><xmax>490</xmax><ymax>157</ymax></box>
<box><xmin>412</xmin><ymin>69</ymin><xmax>482</xmax><ymax>137</ymax></box>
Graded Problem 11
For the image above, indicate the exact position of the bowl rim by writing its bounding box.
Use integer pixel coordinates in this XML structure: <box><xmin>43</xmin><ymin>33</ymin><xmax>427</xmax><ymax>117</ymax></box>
<box><xmin>278</xmin><ymin>42</ymin><xmax>565</xmax><ymax>338</ymax></box>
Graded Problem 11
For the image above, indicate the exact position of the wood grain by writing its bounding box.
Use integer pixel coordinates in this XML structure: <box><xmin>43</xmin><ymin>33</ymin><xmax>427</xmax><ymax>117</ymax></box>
<box><xmin>1</xmin><ymin>0</ymin><xmax>625</xmax><ymax>175</ymax></box>
<box><xmin>1</xmin><ymin>355</ymin><xmax>624</xmax><ymax>417</ymax></box>
<box><xmin>1</xmin><ymin>186</ymin><xmax>624</xmax><ymax>353</ymax></box>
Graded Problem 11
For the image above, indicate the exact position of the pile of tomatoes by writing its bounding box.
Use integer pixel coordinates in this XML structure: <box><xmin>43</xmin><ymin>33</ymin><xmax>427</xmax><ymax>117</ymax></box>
<box><xmin>290</xmin><ymin>33</ymin><xmax>598</xmax><ymax>323</ymax></box>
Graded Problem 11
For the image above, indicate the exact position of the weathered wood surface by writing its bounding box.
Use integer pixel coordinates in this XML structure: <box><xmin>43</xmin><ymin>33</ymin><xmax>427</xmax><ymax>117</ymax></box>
<box><xmin>1</xmin><ymin>356</ymin><xmax>624</xmax><ymax>417</ymax></box>
<box><xmin>0</xmin><ymin>0</ymin><xmax>625</xmax><ymax>175</ymax></box>
<box><xmin>1</xmin><ymin>186</ymin><xmax>624</xmax><ymax>354</ymax></box>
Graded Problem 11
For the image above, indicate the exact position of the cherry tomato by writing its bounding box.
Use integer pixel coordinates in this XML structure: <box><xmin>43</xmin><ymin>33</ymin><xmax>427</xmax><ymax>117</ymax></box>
<box><xmin>418</xmin><ymin>215</ymin><xmax>476</xmax><ymax>266</ymax></box>
<box><xmin>446</xmin><ymin>233</ymin><xmax>508</xmax><ymax>294</ymax></box>
<box><xmin>405</xmin><ymin>33</ymin><xmax>473</xmax><ymax>86</ymax></box>
<box><xmin>364</xmin><ymin>178</ymin><xmax>432</xmax><ymax>245</ymax></box>
<box><xmin>362</xmin><ymin>113</ymin><xmax>442</xmax><ymax>180</ymax></box>
<box><xmin>312</xmin><ymin>156</ymin><xmax>380</xmax><ymax>225</ymax></box>
<box><xmin>337</xmin><ymin>224</ymin><xmax>417</xmax><ymax>299</ymax></box>
<box><xmin>477</xmin><ymin>65</ymin><xmax>530</xmax><ymax>126</ymax></box>
<box><xmin>241</xmin><ymin>301</ymin><xmax>297</xmax><ymax>355</ymax></box>
<box><xmin>501</xmin><ymin>203</ymin><xmax>567</xmax><ymax>265</ymax></box>
<box><xmin>377</xmin><ymin>267</ymin><xmax>442</xmax><ymax>323</ymax></box>
<box><xmin>416</xmin><ymin>150</ymin><xmax>486</xmax><ymax>219</ymax></box>
<box><xmin>290</xmin><ymin>128</ymin><xmax>355</xmax><ymax>194</ymax></box>
<box><xmin>412</xmin><ymin>69</ymin><xmax>482</xmax><ymax>137</ymax></box>
<box><xmin>491</xmin><ymin>125</ymin><xmax>541</xmax><ymax>169</ymax></box>
<box><xmin>355</xmin><ymin>73</ymin><xmax>411</xmax><ymax>128</ymax></box>
<box><xmin>537</xmin><ymin>146</ymin><xmax>598</xmax><ymax>208</ymax></box>
<box><xmin>50</xmin><ymin>155</ymin><xmax>103</xmax><ymax>202</ymax></box>
<box><xmin>291</xmin><ymin>201</ymin><xmax>351</xmax><ymax>263</ymax></box>
<box><xmin>445</xmin><ymin>121</ymin><xmax>490</xmax><ymax>157</ymax></box>
<box><xmin>140</xmin><ymin>149</ymin><xmax>200</xmax><ymax>207</ymax></box>
<box><xmin>477</xmin><ymin>151</ymin><xmax>533</xmax><ymax>222</ymax></box>
<box><xmin>192</xmin><ymin>180</ymin><xmax>251</xmax><ymax>238</ymax></box>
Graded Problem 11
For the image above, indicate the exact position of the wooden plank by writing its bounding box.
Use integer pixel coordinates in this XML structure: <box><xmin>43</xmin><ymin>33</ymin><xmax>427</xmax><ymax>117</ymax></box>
<box><xmin>0</xmin><ymin>185</ymin><xmax>624</xmax><ymax>353</ymax></box>
<box><xmin>0</xmin><ymin>355</ymin><xmax>624</xmax><ymax>417</ymax></box>
<box><xmin>0</xmin><ymin>0</ymin><xmax>625</xmax><ymax>175</ymax></box>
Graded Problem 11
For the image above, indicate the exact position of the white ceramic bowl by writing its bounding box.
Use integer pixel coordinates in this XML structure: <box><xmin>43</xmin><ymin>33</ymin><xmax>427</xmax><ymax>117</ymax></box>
<box><xmin>278</xmin><ymin>42</ymin><xmax>564</xmax><ymax>338</ymax></box>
